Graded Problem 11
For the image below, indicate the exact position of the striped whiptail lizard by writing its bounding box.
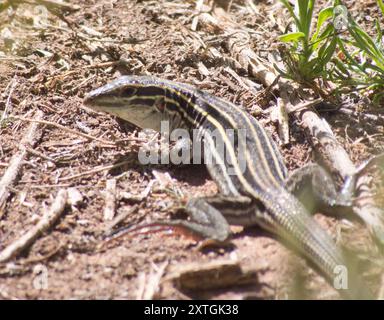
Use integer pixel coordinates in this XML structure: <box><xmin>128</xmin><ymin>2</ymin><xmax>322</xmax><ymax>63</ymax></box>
<box><xmin>84</xmin><ymin>75</ymin><xmax>376</xmax><ymax>299</ymax></box>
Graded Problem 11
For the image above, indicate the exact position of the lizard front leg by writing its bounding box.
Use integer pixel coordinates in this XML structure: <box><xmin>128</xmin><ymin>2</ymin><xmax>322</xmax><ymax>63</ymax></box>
<box><xmin>106</xmin><ymin>195</ymin><xmax>256</xmax><ymax>242</ymax></box>
<box><xmin>285</xmin><ymin>163</ymin><xmax>351</xmax><ymax>215</ymax></box>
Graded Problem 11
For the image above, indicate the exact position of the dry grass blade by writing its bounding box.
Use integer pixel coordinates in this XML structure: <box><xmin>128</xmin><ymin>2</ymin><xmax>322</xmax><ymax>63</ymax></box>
<box><xmin>10</xmin><ymin>116</ymin><xmax>116</xmax><ymax>146</ymax></box>
<box><xmin>58</xmin><ymin>160</ymin><xmax>133</xmax><ymax>182</ymax></box>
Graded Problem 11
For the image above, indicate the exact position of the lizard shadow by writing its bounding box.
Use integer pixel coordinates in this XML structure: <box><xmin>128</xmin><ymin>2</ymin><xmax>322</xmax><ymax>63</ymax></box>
<box><xmin>110</xmin><ymin>152</ymin><xmax>211</xmax><ymax>187</ymax></box>
<box><xmin>109</xmin><ymin>119</ymin><xmax>215</xmax><ymax>186</ymax></box>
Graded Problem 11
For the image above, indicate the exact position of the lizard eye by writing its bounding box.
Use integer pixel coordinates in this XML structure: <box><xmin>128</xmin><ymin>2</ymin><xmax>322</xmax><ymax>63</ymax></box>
<box><xmin>122</xmin><ymin>87</ymin><xmax>137</xmax><ymax>97</ymax></box>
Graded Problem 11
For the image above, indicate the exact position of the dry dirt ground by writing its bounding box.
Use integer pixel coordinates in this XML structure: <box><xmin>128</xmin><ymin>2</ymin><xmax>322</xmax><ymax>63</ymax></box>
<box><xmin>0</xmin><ymin>0</ymin><xmax>384</xmax><ymax>299</ymax></box>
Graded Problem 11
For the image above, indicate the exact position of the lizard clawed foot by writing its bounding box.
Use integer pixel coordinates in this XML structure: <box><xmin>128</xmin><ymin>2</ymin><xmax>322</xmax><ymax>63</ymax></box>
<box><xmin>341</xmin><ymin>152</ymin><xmax>384</xmax><ymax>203</ymax></box>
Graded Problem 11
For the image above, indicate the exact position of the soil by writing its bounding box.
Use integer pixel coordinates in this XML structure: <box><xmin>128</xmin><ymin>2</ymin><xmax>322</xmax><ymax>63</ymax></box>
<box><xmin>0</xmin><ymin>0</ymin><xmax>383</xmax><ymax>300</ymax></box>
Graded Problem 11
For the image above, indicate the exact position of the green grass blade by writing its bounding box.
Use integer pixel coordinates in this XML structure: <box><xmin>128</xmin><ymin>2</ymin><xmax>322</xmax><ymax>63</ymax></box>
<box><xmin>377</xmin><ymin>0</ymin><xmax>384</xmax><ymax>15</ymax></box>
<box><xmin>319</xmin><ymin>36</ymin><xmax>337</xmax><ymax>65</ymax></box>
<box><xmin>336</xmin><ymin>38</ymin><xmax>367</xmax><ymax>74</ymax></box>
<box><xmin>375</xmin><ymin>19</ymin><xmax>383</xmax><ymax>47</ymax></box>
<box><xmin>349</xmin><ymin>25</ymin><xmax>384</xmax><ymax>69</ymax></box>
<box><xmin>280</xmin><ymin>0</ymin><xmax>301</xmax><ymax>29</ymax></box>
<box><xmin>279</xmin><ymin>32</ymin><xmax>306</xmax><ymax>43</ymax></box>
<box><xmin>311</xmin><ymin>6</ymin><xmax>333</xmax><ymax>43</ymax></box>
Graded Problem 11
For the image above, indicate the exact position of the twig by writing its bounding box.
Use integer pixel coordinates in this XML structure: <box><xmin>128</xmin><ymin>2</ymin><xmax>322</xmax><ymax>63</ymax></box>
<box><xmin>10</xmin><ymin>116</ymin><xmax>116</xmax><ymax>146</ymax></box>
<box><xmin>0</xmin><ymin>110</ymin><xmax>43</xmax><ymax>217</ymax></box>
<box><xmin>103</xmin><ymin>178</ymin><xmax>117</xmax><ymax>221</ymax></box>
<box><xmin>46</xmin><ymin>61</ymin><xmax>117</xmax><ymax>82</ymax></box>
<box><xmin>107</xmin><ymin>177</ymin><xmax>155</xmax><ymax>214</ymax></box>
<box><xmin>33</xmin><ymin>0</ymin><xmax>80</xmax><ymax>12</ymax></box>
<box><xmin>338</xmin><ymin>107</ymin><xmax>384</xmax><ymax>125</ymax></box>
<box><xmin>103</xmin><ymin>180</ymin><xmax>155</xmax><ymax>236</ymax></box>
<box><xmin>0</xmin><ymin>189</ymin><xmax>68</xmax><ymax>263</ymax></box>
<box><xmin>9</xmin><ymin>0</ymin><xmax>79</xmax><ymax>17</ymax></box>
<box><xmin>1</xmin><ymin>76</ymin><xmax>17</xmax><ymax>122</ymax></box>
<box><xmin>275</xmin><ymin>97</ymin><xmax>290</xmax><ymax>145</ymax></box>
<box><xmin>21</xmin><ymin>244</ymin><xmax>62</xmax><ymax>265</ymax></box>
<box><xmin>136</xmin><ymin>261</ymin><xmax>168</xmax><ymax>300</ymax></box>
<box><xmin>17</xmin><ymin>183</ymin><xmax>72</xmax><ymax>188</ymax></box>
<box><xmin>58</xmin><ymin>160</ymin><xmax>133</xmax><ymax>182</ymax></box>
<box><xmin>223</xmin><ymin>66</ymin><xmax>262</xmax><ymax>96</ymax></box>
<box><xmin>244</xmin><ymin>0</ymin><xmax>259</xmax><ymax>15</ymax></box>
<box><xmin>191</xmin><ymin>0</ymin><xmax>205</xmax><ymax>31</ymax></box>
<box><xmin>286</xmin><ymin>98</ymin><xmax>323</xmax><ymax>113</ymax></box>
<box><xmin>26</xmin><ymin>146</ymin><xmax>56</xmax><ymax>163</ymax></box>
<box><xmin>63</xmin><ymin>74</ymin><xmax>97</xmax><ymax>95</ymax></box>
<box><xmin>104</xmin><ymin>204</ymin><xmax>139</xmax><ymax>235</ymax></box>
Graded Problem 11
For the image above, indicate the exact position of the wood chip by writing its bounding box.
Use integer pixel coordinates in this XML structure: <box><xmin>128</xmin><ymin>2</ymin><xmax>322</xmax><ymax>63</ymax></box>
<box><xmin>168</xmin><ymin>260</ymin><xmax>258</xmax><ymax>291</ymax></box>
